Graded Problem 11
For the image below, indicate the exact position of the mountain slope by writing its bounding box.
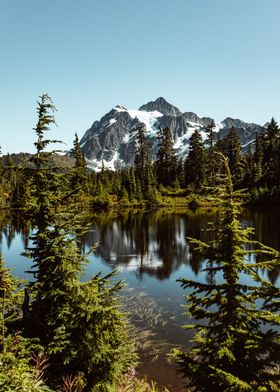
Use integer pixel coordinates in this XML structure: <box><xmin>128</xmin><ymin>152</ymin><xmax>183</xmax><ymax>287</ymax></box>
<box><xmin>80</xmin><ymin>97</ymin><xmax>263</xmax><ymax>171</ymax></box>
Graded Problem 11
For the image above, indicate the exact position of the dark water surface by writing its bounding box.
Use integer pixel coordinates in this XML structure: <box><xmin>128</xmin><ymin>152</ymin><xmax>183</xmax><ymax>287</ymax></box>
<box><xmin>1</xmin><ymin>208</ymin><xmax>279</xmax><ymax>391</ymax></box>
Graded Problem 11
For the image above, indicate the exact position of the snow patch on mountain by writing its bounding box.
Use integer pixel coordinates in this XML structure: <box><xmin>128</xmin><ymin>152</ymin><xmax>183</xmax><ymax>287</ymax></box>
<box><xmin>86</xmin><ymin>151</ymin><xmax>124</xmax><ymax>172</ymax></box>
<box><xmin>122</xmin><ymin>134</ymin><xmax>130</xmax><ymax>143</ymax></box>
<box><xmin>115</xmin><ymin>106</ymin><xmax>163</xmax><ymax>135</ymax></box>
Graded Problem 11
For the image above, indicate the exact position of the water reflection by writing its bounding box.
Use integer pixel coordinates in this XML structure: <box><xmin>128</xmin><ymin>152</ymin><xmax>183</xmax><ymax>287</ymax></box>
<box><xmin>0</xmin><ymin>210</ymin><xmax>32</xmax><ymax>250</ymax></box>
<box><xmin>77</xmin><ymin>208</ymin><xmax>279</xmax><ymax>283</ymax></box>
<box><xmin>0</xmin><ymin>208</ymin><xmax>279</xmax><ymax>283</ymax></box>
<box><xmin>77</xmin><ymin>210</ymin><xmax>215</xmax><ymax>280</ymax></box>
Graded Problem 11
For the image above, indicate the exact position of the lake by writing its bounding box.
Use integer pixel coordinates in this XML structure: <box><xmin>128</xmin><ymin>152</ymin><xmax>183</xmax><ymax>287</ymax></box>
<box><xmin>1</xmin><ymin>207</ymin><xmax>279</xmax><ymax>391</ymax></box>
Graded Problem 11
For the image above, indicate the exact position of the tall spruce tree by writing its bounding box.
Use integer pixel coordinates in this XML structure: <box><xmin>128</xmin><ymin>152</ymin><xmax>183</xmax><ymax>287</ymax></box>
<box><xmin>69</xmin><ymin>132</ymin><xmax>87</xmax><ymax>191</ymax></box>
<box><xmin>156</xmin><ymin>126</ymin><xmax>177</xmax><ymax>187</ymax></box>
<box><xmin>205</xmin><ymin>121</ymin><xmax>216</xmax><ymax>149</ymax></box>
<box><xmin>172</xmin><ymin>154</ymin><xmax>280</xmax><ymax>392</ymax></box>
<box><xmin>219</xmin><ymin>127</ymin><xmax>245</xmax><ymax>185</ymax></box>
<box><xmin>25</xmin><ymin>94</ymin><xmax>136</xmax><ymax>389</ymax></box>
<box><xmin>184</xmin><ymin>129</ymin><xmax>206</xmax><ymax>189</ymax></box>
<box><xmin>205</xmin><ymin>122</ymin><xmax>218</xmax><ymax>187</ymax></box>
<box><xmin>263</xmin><ymin>118</ymin><xmax>280</xmax><ymax>187</ymax></box>
<box><xmin>134</xmin><ymin>124</ymin><xmax>155</xmax><ymax>200</ymax></box>
<box><xmin>0</xmin><ymin>145</ymin><xmax>2</xmax><ymax>176</ymax></box>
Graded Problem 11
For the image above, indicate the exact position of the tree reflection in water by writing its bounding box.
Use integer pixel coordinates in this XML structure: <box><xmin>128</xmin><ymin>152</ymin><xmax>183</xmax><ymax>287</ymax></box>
<box><xmin>0</xmin><ymin>208</ymin><xmax>279</xmax><ymax>284</ymax></box>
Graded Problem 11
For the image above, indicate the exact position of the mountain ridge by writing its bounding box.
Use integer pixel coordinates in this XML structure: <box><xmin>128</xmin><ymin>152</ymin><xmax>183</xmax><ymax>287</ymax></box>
<box><xmin>80</xmin><ymin>97</ymin><xmax>264</xmax><ymax>171</ymax></box>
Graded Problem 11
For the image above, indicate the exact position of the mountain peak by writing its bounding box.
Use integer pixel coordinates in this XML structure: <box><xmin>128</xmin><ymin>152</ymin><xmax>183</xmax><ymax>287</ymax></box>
<box><xmin>79</xmin><ymin>98</ymin><xmax>262</xmax><ymax>171</ymax></box>
<box><xmin>139</xmin><ymin>97</ymin><xmax>182</xmax><ymax>117</ymax></box>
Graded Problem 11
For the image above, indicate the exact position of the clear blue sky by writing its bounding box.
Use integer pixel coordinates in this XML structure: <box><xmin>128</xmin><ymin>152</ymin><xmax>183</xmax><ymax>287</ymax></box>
<box><xmin>1</xmin><ymin>0</ymin><xmax>280</xmax><ymax>154</ymax></box>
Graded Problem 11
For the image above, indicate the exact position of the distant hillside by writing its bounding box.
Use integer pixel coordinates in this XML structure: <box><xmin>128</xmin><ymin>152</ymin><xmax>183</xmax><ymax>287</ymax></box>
<box><xmin>1</xmin><ymin>152</ymin><xmax>75</xmax><ymax>168</ymax></box>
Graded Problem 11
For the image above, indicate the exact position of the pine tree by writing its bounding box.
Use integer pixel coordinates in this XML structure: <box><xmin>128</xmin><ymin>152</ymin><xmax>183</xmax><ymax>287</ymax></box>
<box><xmin>172</xmin><ymin>154</ymin><xmax>280</xmax><ymax>392</ymax></box>
<box><xmin>219</xmin><ymin>127</ymin><xmax>245</xmax><ymax>185</ymax></box>
<box><xmin>134</xmin><ymin>124</ymin><xmax>149</xmax><ymax>178</ymax></box>
<box><xmin>184</xmin><ymin>129</ymin><xmax>206</xmax><ymax>189</ymax></box>
<box><xmin>134</xmin><ymin>124</ymin><xmax>155</xmax><ymax>200</ymax></box>
<box><xmin>69</xmin><ymin>132</ymin><xmax>87</xmax><ymax>192</ymax></box>
<box><xmin>205</xmin><ymin>121</ymin><xmax>216</xmax><ymax>149</ymax></box>
<box><xmin>263</xmin><ymin>118</ymin><xmax>280</xmax><ymax>187</ymax></box>
<box><xmin>0</xmin><ymin>145</ymin><xmax>2</xmax><ymax>176</ymax></box>
<box><xmin>156</xmin><ymin>126</ymin><xmax>177</xmax><ymax>187</ymax></box>
<box><xmin>205</xmin><ymin>122</ymin><xmax>218</xmax><ymax>187</ymax></box>
<box><xmin>253</xmin><ymin>131</ymin><xmax>264</xmax><ymax>184</ymax></box>
<box><xmin>25</xmin><ymin>94</ymin><xmax>136</xmax><ymax>389</ymax></box>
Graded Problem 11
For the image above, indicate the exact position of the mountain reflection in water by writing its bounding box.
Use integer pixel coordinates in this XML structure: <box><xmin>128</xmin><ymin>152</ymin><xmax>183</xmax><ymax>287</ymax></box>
<box><xmin>0</xmin><ymin>207</ymin><xmax>279</xmax><ymax>391</ymax></box>
<box><xmin>77</xmin><ymin>209</ymin><xmax>280</xmax><ymax>283</ymax></box>
<box><xmin>0</xmin><ymin>208</ymin><xmax>280</xmax><ymax>284</ymax></box>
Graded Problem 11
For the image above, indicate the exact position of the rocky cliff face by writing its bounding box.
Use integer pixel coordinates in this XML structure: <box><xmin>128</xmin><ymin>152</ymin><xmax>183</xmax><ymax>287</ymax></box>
<box><xmin>79</xmin><ymin>97</ymin><xmax>264</xmax><ymax>171</ymax></box>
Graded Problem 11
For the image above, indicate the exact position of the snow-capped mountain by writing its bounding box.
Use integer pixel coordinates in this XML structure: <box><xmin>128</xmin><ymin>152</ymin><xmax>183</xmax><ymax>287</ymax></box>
<box><xmin>80</xmin><ymin>97</ymin><xmax>263</xmax><ymax>171</ymax></box>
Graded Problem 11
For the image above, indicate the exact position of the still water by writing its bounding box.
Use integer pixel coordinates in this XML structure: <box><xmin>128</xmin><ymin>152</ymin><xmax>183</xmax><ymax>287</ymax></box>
<box><xmin>1</xmin><ymin>208</ymin><xmax>279</xmax><ymax>390</ymax></box>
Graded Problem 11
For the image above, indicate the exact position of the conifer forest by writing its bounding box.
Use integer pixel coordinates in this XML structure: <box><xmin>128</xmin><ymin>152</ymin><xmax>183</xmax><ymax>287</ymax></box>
<box><xmin>0</xmin><ymin>95</ymin><xmax>279</xmax><ymax>391</ymax></box>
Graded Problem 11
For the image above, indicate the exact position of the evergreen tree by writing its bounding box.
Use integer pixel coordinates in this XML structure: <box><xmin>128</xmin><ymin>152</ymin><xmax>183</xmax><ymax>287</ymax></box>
<box><xmin>0</xmin><ymin>145</ymin><xmax>2</xmax><ymax>176</ymax></box>
<box><xmin>134</xmin><ymin>124</ymin><xmax>155</xmax><ymax>199</ymax></box>
<box><xmin>263</xmin><ymin>118</ymin><xmax>280</xmax><ymax>187</ymax></box>
<box><xmin>205</xmin><ymin>121</ymin><xmax>216</xmax><ymax>149</ymax></box>
<box><xmin>0</xmin><ymin>253</ymin><xmax>52</xmax><ymax>391</ymax></box>
<box><xmin>205</xmin><ymin>122</ymin><xmax>218</xmax><ymax>187</ymax></box>
<box><xmin>253</xmin><ymin>131</ymin><xmax>264</xmax><ymax>184</ymax></box>
<box><xmin>128</xmin><ymin>165</ymin><xmax>137</xmax><ymax>199</ymax></box>
<box><xmin>156</xmin><ymin>126</ymin><xmax>177</xmax><ymax>187</ymax></box>
<box><xmin>219</xmin><ymin>127</ymin><xmax>245</xmax><ymax>185</ymax></box>
<box><xmin>134</xmin><ymin>124</ymin><xmax>149</xmax><ymax>178</ymax></box>
<box><xmin>25</xmin><ymin>94</ymin><xmax>136</xmax><ymax>389</ymax></box>
<box><xmin>243</xmin><ymin>144</ymin><xmax>258</xmax><ymax>189</ymax></box>
<box><xmin>184</xmin><ymin>129</ymin><xmax>206</xmax><ymax>189</ymax></box>
<box><xmin>173</xmin><ymin>154</ymin><xmax>280</xmax><ymax>392</ymax></box>
<box><xmin>0</xmin><ymin>253</ymin><xmax>21</xmax><ymax>352</ymax></box>
<box><xmin>69</xmin><ymin>132</ymin><xmax>87</xmax><ymax>191</ymax></box>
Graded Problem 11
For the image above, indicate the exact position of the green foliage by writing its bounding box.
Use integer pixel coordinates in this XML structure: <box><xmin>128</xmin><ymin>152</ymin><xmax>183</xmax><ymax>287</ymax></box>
<box><xmin>23</xmin><ymin>94</ymin><xmax>137</xmax><ymax>390</ymax></box>
<box><xmin>69</xmin><ymin>133</ymin><xmax>87</xmax><ymax>194</ymax></box>
<box><xmin>0</xmin><ymin>253</ymin><xmax>50</xmax><ymax>391</ymax></box>
<box><xmin>216</xmin><ymin>127</ymin><xmax>245</xmax><ymax>186</ymax></box>
<box><xmin>184</xmin><ymin>129</ymin><xmax>206</xmax><ymax>189</ymax></box>
<box><xmin>0</xmin><ymin>253</ymin><xmax>22</xmax><ymax>352</ymax></box>
<box><xmin>156</xmin><ymin>127</ymin><xmax>177</xmax><ymax>187</ymax></box>
<box><xmin>0</xmin><ymin>336</ymin><xmax>53</xmax><ymax>392</ymax></box>
<box><xmin>134</xmin><ymin>124</ymin><xmax>156</xmax><ymax>200</ymax></box>
<box><xmin>172</xmin><ymin>154</ymin><xmax>280</xmax><ymax>392</ymax></box>
<box><xmin>3</xmin><ymin>111</ymin><xmax>280</xmax><ymax>207</ymax></box>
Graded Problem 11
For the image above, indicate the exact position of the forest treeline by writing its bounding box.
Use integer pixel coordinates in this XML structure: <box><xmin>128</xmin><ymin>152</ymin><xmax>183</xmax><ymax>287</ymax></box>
<box><xmin>1</xmin><ymin>112</ymin><xmax>280</xmax><ymax>210</ymax></box>
<box><xmin>0</xmin><ymin>95</ymin><xmax>279</xmax><ymax>391</ymax></box>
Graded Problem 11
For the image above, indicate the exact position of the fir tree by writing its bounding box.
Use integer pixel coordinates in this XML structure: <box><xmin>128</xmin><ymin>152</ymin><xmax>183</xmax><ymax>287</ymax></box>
<box><xmin>134</xmin><ymin>124</ymin><xmax>155</xmax><ymax>200</ymax></box>
<box><xmin>205</xmin><ymin>122</ymin><xmax>218</xmax><ymax>187</ymax></box>
<box><xmin>69</xmin><ymin>132</ymin><xmax>87</xmax><ymax>191</ymax></box>
<box><xmin>0</xmin><ymin>145</ymin><xmax>2</xmax><ymax>176</ymax></box>
<box><xmin>25</xmin><ymin>94</ymin><xmax>137</xmax><ymax>389</ymax></box>
<box><xmin>205</xmin><ymin>121</ymin><xmax>216</xmax><ymax>149</ymax></box>
<box><xmin>172</xmin><ymin>154</ymin><xmax>280</xmax><ymax>392</ymax></box>
<box><xmin>263</xmin><ymin>118</ymin><xmax>280</xmax><ymax>187</ymax></box>
<box><xmin>134</xmin><ymin>124</ymin><xmax>149</xmax><ymax>178</ymax></box>
<box><xmin>219</xmin><ymin>127</ymin><xmax>245</xmax><ymax>185</ymax></box>
<box><xmin>184</xmin><ymin>129</ymin><xmax>206</xmax><ymax>189</ymax></box>
<box><xmin>156</xmin><ymin>126</ymin><xmax>177</xmax><ymax>187</ymax></box>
